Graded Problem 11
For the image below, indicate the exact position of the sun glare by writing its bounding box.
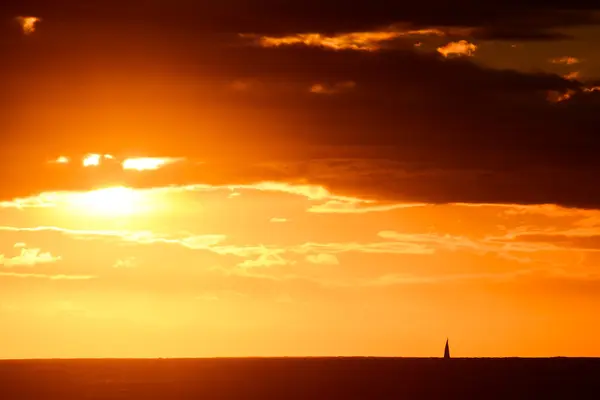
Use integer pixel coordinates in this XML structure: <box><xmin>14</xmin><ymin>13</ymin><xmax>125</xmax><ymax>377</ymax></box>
<box><xmin>68</xmin><ymin>187</ymin><xmax>143</xmax><ymax>216</ymax></box>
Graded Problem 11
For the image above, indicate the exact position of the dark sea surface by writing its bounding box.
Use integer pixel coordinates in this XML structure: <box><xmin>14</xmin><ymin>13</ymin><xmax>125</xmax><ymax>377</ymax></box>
<box><xmin>1</xmin><ymin>358</ymin><xmax>599</xmax><ymax>399</ymax></box>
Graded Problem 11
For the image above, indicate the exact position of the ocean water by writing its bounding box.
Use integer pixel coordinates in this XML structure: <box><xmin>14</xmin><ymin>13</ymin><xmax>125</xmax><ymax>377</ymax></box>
<box><xmin>0</xmin><ymin>358</ymin><xmax>599</xmax><ymax>399</ymax></box>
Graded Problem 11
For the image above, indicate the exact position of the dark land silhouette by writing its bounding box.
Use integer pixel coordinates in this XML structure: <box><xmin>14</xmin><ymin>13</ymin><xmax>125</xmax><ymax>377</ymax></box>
<box><xmin>1</xmin><ymin>357</ymin><xmax>599</xmax><ymax>399</ymax></box>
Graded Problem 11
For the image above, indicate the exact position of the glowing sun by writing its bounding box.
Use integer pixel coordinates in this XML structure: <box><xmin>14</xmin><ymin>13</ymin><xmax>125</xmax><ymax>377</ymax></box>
<box><xmin>69</xmin><ymin>187</ymin><xmax>143</xmax><ymax>216</ymax></box>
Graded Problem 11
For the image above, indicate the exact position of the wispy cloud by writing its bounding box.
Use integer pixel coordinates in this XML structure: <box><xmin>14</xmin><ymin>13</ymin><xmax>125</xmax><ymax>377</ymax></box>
<box><xmin>0</xmin><ymin>226</ymin><xmax>227</xmax><ymax>251</ymax></box>
<box><xmin>366</xmin><ymin>269</ymin><xmax>536</xmax><ymax>286</ymax></box>
<box><xmin>306</xmin><ymin>254</ymin><xmax>340</xmax><ymax>265</ymax></box>
<box><xmin>113</xmin><ymin>257</ymin><xmax>137</xmax><ymax>268</ymax></box>
<box><xmin>308</xmin><ymin>200</ymin><xmax>427</xmax><ymax>213</ymax></box>
<box><xmin>270</xmin><ymin>217</ymin><xmax>288</xmax><ymax>223</ymax></box>
<box><xmin>237</xmin><ymin>247</ymin><xmax>291</xmax><ymax>268</ymax></box>
<box><xmin>437</xmin><ymin>40</ymin><xmax>477</xmax><ymax>57</ymax></box>
<box><xmin>310</xmin><ymin>81</ymin><xmax>356</xmax><ymax>95</ymax></box>
<box><xmin>242</xmin><ymin>25</ymin><xmax>454</xmax><ymax>51</ymax></box>
<box><xmin>0</xmin><ymin>272</ymin><xmax>94</xmax><ymax>280</ymax></box>
<box><xmin>550</xmin><ymin>56</ymin><xmax>581</xmax><ymax>65</ymax></box>
<box><xmin>563</xmin><ymin>71</ymin><xmax>580</xmax><ymax>81</ymax></box>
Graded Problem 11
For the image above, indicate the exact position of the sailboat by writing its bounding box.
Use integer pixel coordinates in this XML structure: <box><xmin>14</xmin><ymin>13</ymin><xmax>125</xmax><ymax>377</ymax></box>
<box><xmin>444</xmin><ymin>338</ymin><xmax>450</xmax><ymax>359</ymax></box>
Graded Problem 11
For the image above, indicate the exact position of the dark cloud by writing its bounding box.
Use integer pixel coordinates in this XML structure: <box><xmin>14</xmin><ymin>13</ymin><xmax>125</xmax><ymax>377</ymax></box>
<box><xmin>2</xmin><ymin>1</ymin><xmax>600</xmax><ymax>40</ymax></box>
<box><xmin>1</xmin><ymin>3</ymin><xmax>600</xmax><ymax>208</ymax></box>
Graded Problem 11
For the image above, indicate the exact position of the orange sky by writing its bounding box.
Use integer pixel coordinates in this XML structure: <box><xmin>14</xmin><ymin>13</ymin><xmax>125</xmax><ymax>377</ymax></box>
<box><xmin>1</xmin><ymin>156</ymin><xmax>600</xmax><ymax>358</ymax></box>
<box><xmin>3</xmin><ymin>2</ymin><xmax>600</xmax><ymax>359</ymax></box>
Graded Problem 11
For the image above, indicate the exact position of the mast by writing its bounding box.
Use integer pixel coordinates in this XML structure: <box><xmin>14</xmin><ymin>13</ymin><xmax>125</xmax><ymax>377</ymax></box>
<box><xmin>444</xmin><ymin>338</ymin><xmax>450</xmax><ymax>359</ymax></box>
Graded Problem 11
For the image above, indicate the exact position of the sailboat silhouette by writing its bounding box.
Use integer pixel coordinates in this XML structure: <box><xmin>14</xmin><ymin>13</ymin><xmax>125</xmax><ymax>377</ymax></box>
<box><xmin>444</xmin><ymin>338</ymin><xmax>450</xmax><ymax>359</ymax></box>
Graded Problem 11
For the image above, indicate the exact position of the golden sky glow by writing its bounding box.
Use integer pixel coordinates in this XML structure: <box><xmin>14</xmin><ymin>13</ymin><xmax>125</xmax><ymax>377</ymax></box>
<box><xmin>67</xmin><ymin>187</ymin><xmax>145</xmax><ymax>216</ymax></box>
<box><xmin>4</xmin><ymin>4</ymin><xmax>600</xmax><ymax>360</ymax></box>
<box><xmin>2</xmin><ymin>169</ymin><xmax>600</xmax><ymax>357</ymax></box>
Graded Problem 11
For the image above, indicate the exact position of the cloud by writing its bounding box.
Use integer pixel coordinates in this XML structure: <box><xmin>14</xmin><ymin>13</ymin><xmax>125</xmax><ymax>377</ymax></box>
<box><xmin>437</xmin><ymin>40</ymin><xmax>477</xmax><ymax>57</ymax></box>
<box><xmin>82</xmin><ymin>154</ymin><xmax>102</xmax><ymax>167</ymax></box>
<box><xmin>550</xmin><ymin>56</ymin><xmax>581</xmax><ymax>65</ymax></box>
<box><xmin>0</xmin><ymin>225</ymin><xmax>227</xmax><ymax>251</ymax></box>
<box><xmin>16</xmin><ymin>16</ymin><xmax>41</xmax><ymax>35</ymax></box>
<box><xmin>0</xmin><ymin>272</ymin><xmax>94</xmax><ymax>280</ymax></box>
<box><xmin>242</xmin><ymin>26</ymin><xmax>447</xmax><ymax>51</ymax></box>
<box><xmin>81</xmin><ymin>154</ymin><xmax>115</xmax><ymax>167</ymax></box>
<box><xmin>563</xmin><ymin>71</ymin><xmax>580</xmax><ymax>81</ymax></box>
<box><xmin>51</xmin><ymin>156</ymin><xmax>70</xmax><ymax>164</ymax></box>
<box><xmin>310</xmin><ymin>81</ymin><xmax>356</xmax><ymax>94</ymax></box>
<box><xmin>237</xmin><ymin>247</ymin><xmax>291</xmax><ymax>268</ymax></box>
<box><xmin>306</xmin><ymin>254</ymin><xmax>340</xmax><ymax>265</ymax></box>
<box><xmin>122</xmin><ymin>157</ymin><xmax>182</xmax><ymax>171</ymax></box>
<box><xmin>0</xmin><ymin>247</ymin><xmax>61</xmax><ymax>267</ymax></box>
<box><xmin>113</xmin><ymin>257</ymin><xmax>137</xmax><ymax>268</ymax></box>
<box><xmin>270</xmin><ymin>217</ymin><xmax>288</xmax><ymax>223</ymax></box>
<box><xmin>366</xmin><ymin>269</ymin><xmax>537</xmax><ymax>286</ymax></box>
<box><xmin>2</xmin><ymin>18</ymin><xmax>600</xmax><ymax>210</ymax></box>
<box><xmin>308</xmin><ymin>200</ymin><xmax>427</xmax><ymax>214</ymax></box>
<box><xmin>0</xmin><ymin>182</ymin><xmax>420</xmax><ymax>216</ymax></box>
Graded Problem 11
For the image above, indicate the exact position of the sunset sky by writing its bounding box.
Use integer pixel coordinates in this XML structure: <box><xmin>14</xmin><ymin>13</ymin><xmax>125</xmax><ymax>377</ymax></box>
<box><xmin>2</xmin><ymin>1</ymin><xmax>600</xmax><ymax>359</ymax></box>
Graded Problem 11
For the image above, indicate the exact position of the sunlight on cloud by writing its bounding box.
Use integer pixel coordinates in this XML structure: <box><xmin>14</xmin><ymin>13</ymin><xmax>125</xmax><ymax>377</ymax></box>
<box><xmin>16</xmin><ymin>16</ymin><xmax>41</xmax><ymax>35</ymax></box>
<box><xmin>0</xmin><ymin>192</ymin><xmax>60</xmax><ymax>209</ymax></box>
<box><xmin>0</xmin><ymin>272</ymin><xmax>94</xmax><ymax>280</ymax></box>
<box><xmin>437</xmin><ymin>40</ymin><xmax>477</xmax><ymax>57</ymax></box>
<box><xmin>53</xmin><ymin>156</ymin><xmax>70</xmax><ymax>164</ymax></box>
<box><xmin>242</xmin><ymin>25</ymin><xmax>452</xmax><ymax>51</ymax></box>
<box><xmin>122</xmin><ymin>157</ymin><xmax>181</xmax><ymax>171</ymax></box>
<box><xmin>82</xmin><ymin>154</ymin><xmax>113</xmax><ymax>167</ymax></box>
<box><xmin>82</xmin><ymin>153</ymin><xmax>102</xmax><ymax>167</ymax></box>
<box><xmin>0</xmin><ymin>247</ymin><xmax>61</xmax><ymax>266</ymax></box>
<box><xmin>306</xmin><ymin>254</ymin><xmax>340</xmax><ymax>265</ymax></box>
<box><xmin>308</xmin><ymin>200</ymin><xmax>427</xmax><ymax>214</ymax></box>
<box><xmin>0</xmin><ymin>226</ymin><xmax>228</xmax><ymax>251</ymax></box>
<box><xmin>1</xmin><ymin>187</ymin><xmax>155</xmax><ymax>216</ymax></box>
<box><xmin>563</xmin><ymin>71</ymin><xmax>580</xmax><ymax>81</ymax></box>
<box><xmin>550</xmin><ymin>56</ymin><xmax>581</xmax><ymax>65</ymax></box>
<box><xmin>246</xmin><ymin>32</ymin><xmax>402</xmax><ymax>51</ymax></box>
<box><xmin>0</xmin><ymin>180</ymin><xmax>424</xmax><ymax>217</ymax></box>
